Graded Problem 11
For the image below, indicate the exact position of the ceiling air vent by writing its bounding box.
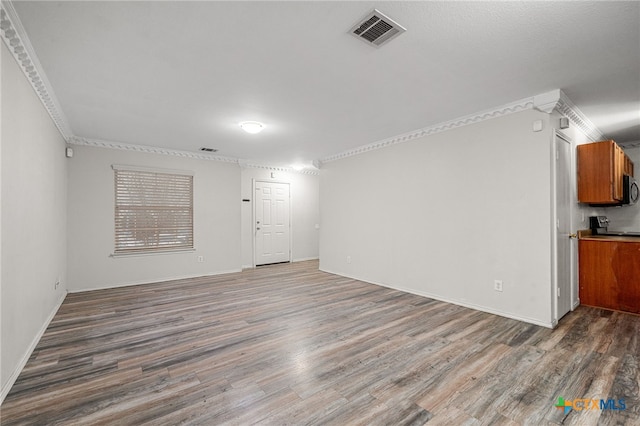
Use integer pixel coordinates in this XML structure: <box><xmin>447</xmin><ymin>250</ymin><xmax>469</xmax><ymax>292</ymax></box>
<box><xmin>200</xmin><ymin>147</ymin><xmax>218</xmax><ymax>153</ymax></box>
<box><xmin>349</xmin><ymin>9</ymin><xmax>406</xmax><ymax>47</ymax></box>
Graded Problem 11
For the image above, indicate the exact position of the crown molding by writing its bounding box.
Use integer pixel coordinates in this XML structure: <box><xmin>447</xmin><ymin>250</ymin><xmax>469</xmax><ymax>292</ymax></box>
<box><xmin>321</xmin><ymin>89</ymin><xmax>606</xmax><ymax>164</ymax></box>
<box><xmin>238</xmin><ymin>161</ymin><xmax>289</xmax><ymax>172</ymax></box>
<box><xmin>321</xmin><ymin>96</ymin><xmax>535</xmax><ymax>163</ymax></box>
<box><xmin>68</xmin><ymin>136</ymin><xmax>239</xmax><ymax>163</ymax></box>
<box><xmin>298</xmin><ymin>169</ymin><xmax>320</xmax><ymax>176</ymax></box>
<box><xmin>533</xmin><ymin>89</ymin><xmax>561</xmax><ymax>114</ymax></box>
<box><xmin>533</xmin><ymin>89</ymin><xmax>604</xmax><ymax>141</ymax></box>
<box><xmin>534</xmin><ymin>89</ymin><xmax>603</xmax><ymax>141</ymax></box>
<box><xmin>238</xmin><ymin>160</ymin><xmax>320</xmax><ymax>175</ymax></box>
<box><xmin>555</xmin><ymin>91</ymin><xmax>604</xmax><ymax>142</ymax></box>
<box><xmin>69</xmin><ymin>136</ymin><xmax>322</xmax><ymax>174</ymax></box>
<box><xmin>1</xmin><ymin>1</ymin><xmax>72</xmax><ymax>140</ymax></box>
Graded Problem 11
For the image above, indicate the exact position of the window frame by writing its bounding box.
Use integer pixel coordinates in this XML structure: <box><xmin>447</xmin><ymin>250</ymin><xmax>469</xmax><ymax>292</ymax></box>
<box><xmin>112</xmin><ymin>165</ymin><xmax>194</xmax><ymax>256</ymax></box>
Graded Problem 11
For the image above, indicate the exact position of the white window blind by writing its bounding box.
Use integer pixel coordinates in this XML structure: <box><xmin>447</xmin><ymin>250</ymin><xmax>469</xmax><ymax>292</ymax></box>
<box><xmin>114</xmin><ymin>167</ymin><xmax>193</xmax><ymax>254</ymax></box>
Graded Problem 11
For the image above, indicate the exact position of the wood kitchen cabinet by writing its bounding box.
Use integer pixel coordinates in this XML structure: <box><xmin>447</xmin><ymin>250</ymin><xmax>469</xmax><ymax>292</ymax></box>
<box><xmin>577</xmin><ymin>140</ymin><xmax>634</xmax><ymax>204</ymax></box>
<box><xmin>579</xmin><ymin>238</ymin><xmax>640</xmax><ymax>314</ymax></box>
<box><xmin>624</xmin><ymin>154</ymin><xmax>634</xmax><ymax>176</ymax></box>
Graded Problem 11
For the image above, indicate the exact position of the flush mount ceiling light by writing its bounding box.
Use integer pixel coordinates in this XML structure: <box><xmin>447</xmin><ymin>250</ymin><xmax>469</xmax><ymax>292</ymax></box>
<box><xmin>239</xmin><ymin>121</ymin><xmax>265</xmax><ymax>134</ymax></box>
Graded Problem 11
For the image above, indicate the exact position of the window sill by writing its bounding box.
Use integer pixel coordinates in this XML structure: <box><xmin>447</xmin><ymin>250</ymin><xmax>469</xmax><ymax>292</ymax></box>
<box><xmin>110</xmin><ymin>248</ymin><xmax>195</xmax><ymax>258</ymax></box>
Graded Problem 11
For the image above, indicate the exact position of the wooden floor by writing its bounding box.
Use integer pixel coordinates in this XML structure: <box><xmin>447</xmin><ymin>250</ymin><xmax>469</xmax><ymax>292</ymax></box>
<box><xmin>2</xmin><ymin>261</ymin><xmax>638</xmax><ymax>425</ymax></box>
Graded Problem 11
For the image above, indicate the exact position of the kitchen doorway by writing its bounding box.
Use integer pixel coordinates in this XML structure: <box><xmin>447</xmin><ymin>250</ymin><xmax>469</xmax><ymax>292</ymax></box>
<box><xmin>554</xmin><ymin>132</ymin><xmax>573</xmax><ymax>322</ymax></box>
<box><xmin>253</xmin><ymin>181</ymin><xmax>291</xmax><ymax>266</ymax></box>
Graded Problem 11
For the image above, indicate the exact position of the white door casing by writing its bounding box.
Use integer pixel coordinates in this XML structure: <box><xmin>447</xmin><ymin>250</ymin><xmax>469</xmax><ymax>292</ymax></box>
<box><xmin>254</xmin><ymin>181</ymin><xmax>291</xmax><ymax>266</ymax></box>
<box><xmin>554</xmin><ymin>132</ymin><xmax>573</xmax><ymax>322</ymax></box>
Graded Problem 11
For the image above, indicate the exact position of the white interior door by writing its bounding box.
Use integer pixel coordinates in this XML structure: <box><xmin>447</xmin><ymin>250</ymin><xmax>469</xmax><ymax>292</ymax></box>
<box><xmin>254</xmin><ymin>181</ymin><xmax>291</xmax><ymax>266</ymax></box>
<box><xmin>555</xmin><ymin>133</ymin><xmax>573</xmax><ymax>321</ymax></box>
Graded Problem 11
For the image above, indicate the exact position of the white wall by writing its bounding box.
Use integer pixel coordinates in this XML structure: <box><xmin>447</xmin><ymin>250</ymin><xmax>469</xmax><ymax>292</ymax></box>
<box><xmin>320</xmin><ymin>109</ymin><xmax>556</xmax><ymax>327</ymax></box>
<box><xmin>67</xmin><ymin>145</ymin><xmax>241</xmax><ymax>291</ymax></box>
<box><xmin>240</xmin><ymin>168</ymin><xmax>319</xmax><ymax>267</ymax></box>
<box><xmin>1</xmin><ymin>42</ymin><xmax>68</xmax><ymax>398</ymax></box>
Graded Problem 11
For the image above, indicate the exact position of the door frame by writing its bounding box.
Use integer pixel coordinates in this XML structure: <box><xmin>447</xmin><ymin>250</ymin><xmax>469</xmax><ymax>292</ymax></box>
<box><xmin>550</xmin><ymin>130</ymin><xmax>576</xmax><ymax>326</ymax></box>
<box><xmin>252</xmin><ymin>179</ymin><xmax>293</xmax><ymax>268</ymax></box>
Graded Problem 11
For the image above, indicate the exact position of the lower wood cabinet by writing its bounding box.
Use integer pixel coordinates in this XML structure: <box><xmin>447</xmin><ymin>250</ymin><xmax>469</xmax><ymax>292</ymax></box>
<box><xmin>579</xmin><ymin>239</ymin><xmax>640</xmax><ymax>314</ymax></box>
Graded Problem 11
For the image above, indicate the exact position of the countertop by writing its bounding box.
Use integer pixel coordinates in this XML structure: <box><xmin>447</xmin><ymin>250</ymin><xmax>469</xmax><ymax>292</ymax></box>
<box><xmin>578</xmin><ymin>230</ymin><xmax>640</xmax><ymax>243</ymax></box>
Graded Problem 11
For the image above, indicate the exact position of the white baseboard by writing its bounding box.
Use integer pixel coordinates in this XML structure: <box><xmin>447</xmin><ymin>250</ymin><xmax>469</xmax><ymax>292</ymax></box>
<box><xmin>1</xmin><ymin>291</ymin><xmax>67</xmax><ymax>404</ymax></box>
<box><xmin>319</xmin><ymin>268</ymin><xmax>555</xmax><ymax>329</ymax></box>
<box><xmin>68</xmin><ymin>269</ymin><xmax>243</xmax><ymax>293</ymax></box>
<box><xmin>292</xmin><ymin>257</ymin><xmax>319</xmax><ymax>263</ymax></box>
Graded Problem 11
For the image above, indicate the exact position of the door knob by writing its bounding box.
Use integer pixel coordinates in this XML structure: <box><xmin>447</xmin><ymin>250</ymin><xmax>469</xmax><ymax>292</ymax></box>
<box><xmin>568</xmin><ymin>233</ymin><xmax>577</xmax><ymax>239</ymax></box>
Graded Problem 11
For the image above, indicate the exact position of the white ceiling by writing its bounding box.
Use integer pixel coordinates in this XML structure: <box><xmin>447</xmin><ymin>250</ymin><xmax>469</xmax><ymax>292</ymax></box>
<box><xmin>9</xmin><ymin>1</ymin><xmax>640</xmax><ymax>167</ymax></box>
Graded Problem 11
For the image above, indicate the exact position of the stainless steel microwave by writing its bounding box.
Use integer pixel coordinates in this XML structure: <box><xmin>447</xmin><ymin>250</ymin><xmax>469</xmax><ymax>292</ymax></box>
<box><xmin>623</xmin><ymin>174</ymin><xmax>639</xmax><ymax>205</ymax></box>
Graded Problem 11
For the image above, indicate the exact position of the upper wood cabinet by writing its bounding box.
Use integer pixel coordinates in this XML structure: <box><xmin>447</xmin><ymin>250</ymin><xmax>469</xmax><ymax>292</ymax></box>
<box><xmin>577</xmin><ymin>140</ymin><xmax>634</xmax><ymax>205</ymax></box>
<box><xmin>624</xmin><ymin>154</ymin><xmax>635</xmax><ymax>176</ymax></box>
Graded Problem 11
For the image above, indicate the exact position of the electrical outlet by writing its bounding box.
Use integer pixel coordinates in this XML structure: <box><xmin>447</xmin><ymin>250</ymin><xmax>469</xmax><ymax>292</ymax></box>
<box><xmin>346</xmin><ymin>256</ymin><xmax>352</xmax><ymax>264</ymax></box>
<box><xmin>494</xmin><ymin>280</ymin><xmax>503</xmax><ymax>292</ymax></box>
<box><xmin>197</xmin><ymin>256</ymin><xmax>204</xmax><ymax>263</ymax></box>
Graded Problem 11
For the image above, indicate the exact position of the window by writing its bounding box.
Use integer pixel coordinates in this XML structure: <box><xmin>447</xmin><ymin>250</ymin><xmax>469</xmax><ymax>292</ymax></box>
<box><xmin>114</xmin><ymin>165</ymin><xmax>193</xmax><ymax>254</ymax></box>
